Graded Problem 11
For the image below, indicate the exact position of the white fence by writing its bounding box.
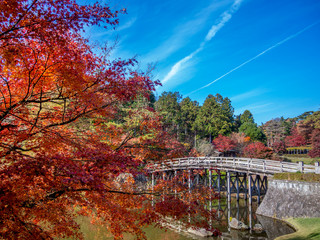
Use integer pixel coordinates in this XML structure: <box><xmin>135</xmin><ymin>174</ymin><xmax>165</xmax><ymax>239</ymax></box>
<box><xmin>148</xmin><ymin>157</ymin><xmax>320</xmax><ymax>175</ymax></box>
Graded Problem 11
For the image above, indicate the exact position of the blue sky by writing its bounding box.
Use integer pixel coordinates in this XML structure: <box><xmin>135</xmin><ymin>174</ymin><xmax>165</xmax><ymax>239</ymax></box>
<box><xmin>86</xmin><ymin>0</ymin><xmax>320</xmax><ymax>124</ymax></box>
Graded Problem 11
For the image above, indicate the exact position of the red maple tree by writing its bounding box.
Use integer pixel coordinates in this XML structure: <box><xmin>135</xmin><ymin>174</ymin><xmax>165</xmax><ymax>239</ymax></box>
<box><xmin>285</xmin><ymin>126</ymin><xmax>307</xmax><ymax>147</ymax></box>
<box><xmin>0</xmin><ymin>1</ymin><xmax>218</xmax><ymax>239</ymax></box>
<box><xmin>212</xmin><ymin>135</ymin><xmax>236</xmax><ymax>153</ymax></box>
<box><xmin>243</xmin><ymin>142</ymin><xmax>273</xmax><ymax>159</ymax></box>
<box><xmin>309</xmin><ymin>129</ymin><xmax>320</xmax><ymax>158</ymax></box>
<box><xmin>272</xmin><ymin>141</ymin><xmax>286</xmax><ymax>154</ymax></box>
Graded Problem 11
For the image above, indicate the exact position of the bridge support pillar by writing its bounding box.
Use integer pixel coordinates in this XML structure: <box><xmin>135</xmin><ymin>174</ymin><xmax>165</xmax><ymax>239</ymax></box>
<box><xmin>236</xmin><ymin>173</ymin><xmax>240</xmax><ymax>201</ymax></box>
<box><xmin>249</xmin><ymin>202</ymin><xmax>253</xmax><ymax>233</ymax></box>
<box><xmin>227</xmin><ymin>171</ymin><xmax>231</xmax><ymax>202</ymax></box>
<box><xmin>174</xmin><ymin>170</ymin><xmax>177</xmax><ymax>196</ymax></box>
<box><xmin>209</xmin><ymin>170</ymin><xmax>212</xmax><ymax>189</ymax></box>
<box><xmin>151</xmin><ymin>172</ymin><xmax>154</xmax><ymax>207</ymax></box>
<box><xmin>257</xmin><ymin>175</ymin><xmax>261</xmax><ymax>204</ymax></box>
<box><xmin>188</xmin><ymin>170</ymin><xmax>191</xmax><ymax>193</ymax></box>
<box><xmin>248</xmin><ymin>175</ymin><xmax>252</xmax><ymax>205</ymax></box>
<box><xmin>217</xmin><ymin>172</ymin><xmax>221</xmax><ymax>194</ymax></box>
<box><xmin>244</xmin><ymin>173</ymin><xmax>248</xmax><ymax>200</ymax></box>
<box><xmin>227</xmin><ymin>200</ymin><xmax>231</xmax><ymax>231</ymax></box>
<box><xmin>151</xmin><ymin>172</ymin><xmax>154</xmax><ymax>189</ymax></box>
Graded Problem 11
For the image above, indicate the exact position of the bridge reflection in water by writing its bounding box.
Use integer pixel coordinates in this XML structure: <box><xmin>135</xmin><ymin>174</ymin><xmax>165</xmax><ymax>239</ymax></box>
<box><xmin>147</xmin><ymin>157</ymin><xmax>311</xmax><ymax>239</ymax></box>
<box><xmin>211</xmin><ymin>198</ymin><xmax>294</xmax><ymax>240</ymax></box>
<box><xmin>158</xmin><ymin>197</ymin><xmax>294</xmax><ymax>240</ymax></box>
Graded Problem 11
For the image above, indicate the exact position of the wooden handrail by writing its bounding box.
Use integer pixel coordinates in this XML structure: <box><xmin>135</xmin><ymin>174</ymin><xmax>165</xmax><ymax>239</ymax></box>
<box><xmin>148</xmin><ymin>157</ymin><xmax>320</xmax><ymax>175</ymax></box>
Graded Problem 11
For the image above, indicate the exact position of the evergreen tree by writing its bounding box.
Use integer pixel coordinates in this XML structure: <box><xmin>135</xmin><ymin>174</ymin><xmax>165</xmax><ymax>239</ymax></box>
<box><xmin>240</xmin><ymin>110</ymin><xmax>254</xmax><ymax>124</ymax></box>
<box><xmin>194</xmin><ymin>94</ymin><xmax>234</xmax><ymax>142</ymax></box>
<box><xmin>239</xmin><ymin>122</ymin><xmax>266</xmax><ymax>142</ymax></box>
<box><xmin>155</xmin><ymin>91</ymin><xmax>182</xmax><ymax>135</ymax></box>
<box><xmin>180</xmin><ymin>97</ymin><xmax>199</xmax><ymax>143</ymax></box>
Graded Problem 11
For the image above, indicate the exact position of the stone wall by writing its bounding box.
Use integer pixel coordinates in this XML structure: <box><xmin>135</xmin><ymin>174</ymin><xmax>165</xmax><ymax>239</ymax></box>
<box><xmin>256</xmin><ymin>179</ymin><xmax>320</xmax><ymax>219</ymax></box>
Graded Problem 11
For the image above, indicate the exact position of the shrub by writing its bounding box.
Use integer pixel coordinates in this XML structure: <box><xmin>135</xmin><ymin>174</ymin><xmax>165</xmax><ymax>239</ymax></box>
<box><xmin>212</xmin><ymin>135</ymin><xmax>236</xmax><ymax>153</ymax></box>
<box><xmin>243</xmin><ymin>142</ymin><xmax>273</xmax><ymax>159</ymax></box>
<box><xmin>196</xmin><ymin>139</ymin><xmax>216</xmax><ymax>156</ymax></box>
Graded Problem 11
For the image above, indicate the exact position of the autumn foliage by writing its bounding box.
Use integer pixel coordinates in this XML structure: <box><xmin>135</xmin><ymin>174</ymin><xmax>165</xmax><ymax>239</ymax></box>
<box><xmin>309</xmin><ymin>129</ymin><xmax>320</xmax><ymax>158</ymax></box>
<box><xmin>212</xmin><ymin>135</ymin><xmax>236</xmax><ymax>153</ymax></box>
<box><xmin>243</xmin><ymin>142</ymin><xmax>273</xmax><ymax>159</ymax></box>
<box><xmin>272</xmin><ymin>141</ymin><xmax>286</xmax><ymax>154</ymax></box>
<box><xmin>0</xmin><ymin>1</ymin><xmax>216</xmax><ymax>239</ymax></box>
<box><xmin>285</xmin><ymin>126</ymin><xmax>307</xmax><ymax>147</ymax></box>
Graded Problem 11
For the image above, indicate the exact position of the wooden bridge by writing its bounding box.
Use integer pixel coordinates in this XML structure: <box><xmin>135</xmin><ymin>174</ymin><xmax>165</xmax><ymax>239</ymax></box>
<box><xmin>148</xmin><ymin>157</ymin><xmax>320</xmax><ymax>203</ymax></box>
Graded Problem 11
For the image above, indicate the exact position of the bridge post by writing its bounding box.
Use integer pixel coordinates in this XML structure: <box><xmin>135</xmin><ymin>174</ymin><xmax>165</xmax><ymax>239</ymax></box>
<box><xmin>298</xmin><ymin>161</ymin><xmax>304</xmax><ymax>173</ymax></box>
<box><xmin>227</xmin><ymin>171</ymin><xmax>231</xmax><ymax>202</ymax></box>
<box><xmin>174</xmin><ymin>170</ymin><xmax>177</xmax><ymax>196</ymax></box>
<box><xmin>151</xmin><ymin>172</ymin><xmax>154</xmax><ymax>207</ymax></box>
<box><xmin>217</xmin><ymin>171</ymin><xmax>221</xmax><ymax>194</ymax></box>
<box><xmin>244</xmin><ymin>173</ymin><xmax>248</xmax><ymax>200</ymax></box>
<box><xmin>248</xmin><ymin>175</ymin><xmax>252</xmax><ymax>205</ymax></box>
<box><xmin>315</xmin><ymin>162</ymin><xmax>320</xmax><ymax>174</ymax></box>
<box><xmin>188</xmin><ymin>170</ymin><xmax>191</xmax><ymax>193</ymax></box>
<box><xmin>249</xmin><ymin>202</ymin><xmax>253</xmax><ymax>233</ymax></box>
<box><xmin>227</xmin><ymin>200</ymin><xmax>231</xmax><ymax>232</ymax></box>
<box><xmin>236</xmin><ymin>173</ymin><xmax>240</xmax><ymax>201</ymax></box>
<box><xmin>209</xmin><ymin>169</ymin><xmax>212</xmax><ymax>189</ymax></box>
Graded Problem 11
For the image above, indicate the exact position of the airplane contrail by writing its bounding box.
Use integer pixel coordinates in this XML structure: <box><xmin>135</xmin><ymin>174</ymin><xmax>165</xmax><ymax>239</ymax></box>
<box><xmin>186</xmin><ymin>21</ymin><xmax>319</xmax><ymax>96</ymax></box>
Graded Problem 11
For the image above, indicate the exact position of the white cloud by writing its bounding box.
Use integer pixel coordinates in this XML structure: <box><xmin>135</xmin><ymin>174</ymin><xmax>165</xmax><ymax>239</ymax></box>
<box><xmin>143</xmin><ymin>1</ymin><xmax>232</xmax><ymax>64</ymax></box>
<box><xmin>117</xmin><ymin>17</ymin><xmax>137</xmax><ymax>31</ymax></box>
<box><xmin>161</xmin><ymin>0</ymin><xmax>243</xmax><ymax>84</ymax></box>
<box><xmin>205</xmin><ymin>12</ymin><xmax>232</xmax><ymax>42</ymax></box>
<box><xmin>230</xmin><ymin>89</ymin><xmax>268</xmax><ymax>102</ymax></box>
<box><xmin>235</xmin><ymin>103</ymin><xmax>273</xmax><ymax>115</ymax></box>
<box><xmin>90</xmin><ymin>17</ymin><xmax>137</xmax><ymax>38</ymax></box>
<box><xmin>205</xmin><ymin>0</ymin><xmax>244</xmax><ymax>42</ymax></box>
<box><xmin>162</xmin><ymin>48</ymin><xmax>202</xmax><ymax>84</ymax></box>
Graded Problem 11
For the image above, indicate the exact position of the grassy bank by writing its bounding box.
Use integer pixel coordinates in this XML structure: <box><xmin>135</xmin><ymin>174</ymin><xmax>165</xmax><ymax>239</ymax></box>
<box><xmin>274</xmin><ymin>173</ymin><xmax>320</xmax><ymax>183</ymax></box>
<box><xmin>280</xmin><ymin>155</ymin><xmax>320</xmax><ymax>165</ymax></box>
<box><xmin>275</xmin><ymin>218</ymin><xmax>320</xmax><ymax>240</ymax></box>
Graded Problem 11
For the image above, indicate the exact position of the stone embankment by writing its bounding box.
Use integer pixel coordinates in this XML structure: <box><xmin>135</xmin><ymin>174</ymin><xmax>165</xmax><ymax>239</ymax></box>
<box><xmin>257</xmin><ymin>179</ymin><xmax>320</xmax><ymax>219</ymax></box>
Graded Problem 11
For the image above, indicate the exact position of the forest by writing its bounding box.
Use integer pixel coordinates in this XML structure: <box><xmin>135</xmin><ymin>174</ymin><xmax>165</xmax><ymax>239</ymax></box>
<box><xmin>0</xmin><ymin>1</ymin><xmax>319</xmax><ymax>239</ymax></box>
<box><xmin>153</xmin><ymin>91</ymin><xmax>320</xmax><ymax>160</ymax></box>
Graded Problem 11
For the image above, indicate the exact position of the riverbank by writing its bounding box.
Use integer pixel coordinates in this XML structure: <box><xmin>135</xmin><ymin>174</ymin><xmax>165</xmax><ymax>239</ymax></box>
<box><xmin>256</xmin><ymin>179</ymin><xmax>320</xmax><ymax>219</ymax></box>
<box><xmin>256</xmin><ymin>178</ymin><xmax>320</xmax><ymax>239</ymax></box>
<box><xmin>275</xmin><ymin>218</ymin><xmax>320</xmax><ymax>240</ymax></box>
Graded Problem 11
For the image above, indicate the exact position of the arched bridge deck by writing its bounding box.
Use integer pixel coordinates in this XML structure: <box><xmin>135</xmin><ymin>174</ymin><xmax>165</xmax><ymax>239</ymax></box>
<box><xmin>147</xmin><ymin>157</ymin><xmax>320</xmax><ymax>203</ymax></box>
<box><xmin>148</xmin><ymin>157</ymin><xmax>320</xmax><ymax>175</ymax></box>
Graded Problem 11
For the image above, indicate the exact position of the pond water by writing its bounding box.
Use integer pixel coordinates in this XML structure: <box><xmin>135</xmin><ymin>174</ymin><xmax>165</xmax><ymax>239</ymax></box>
<box><xmin>77</xmin><ymin>198</ymin><xmax>294</xmax><ymax>240</ymax></box>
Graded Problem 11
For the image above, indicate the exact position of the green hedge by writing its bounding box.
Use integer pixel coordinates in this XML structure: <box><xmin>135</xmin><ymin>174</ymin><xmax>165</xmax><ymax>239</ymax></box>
<box><xmin>286</xmin><ymin>146</ymin><xmax>312</xmax><ymax>150</ymax></box>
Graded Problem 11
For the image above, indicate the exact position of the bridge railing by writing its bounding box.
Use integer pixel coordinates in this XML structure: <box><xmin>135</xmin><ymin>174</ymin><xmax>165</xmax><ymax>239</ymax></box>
<box><xmin>148</xmin><ymin>157</ymin><xmax>320</xmax><ymax>175</ymax></box>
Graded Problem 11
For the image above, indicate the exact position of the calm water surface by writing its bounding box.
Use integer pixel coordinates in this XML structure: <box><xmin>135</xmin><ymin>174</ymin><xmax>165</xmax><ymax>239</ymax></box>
<box><xmin>77</xmin><ymin>198</ymin><xmax>294</xmax><ymax>240</ymax></box>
